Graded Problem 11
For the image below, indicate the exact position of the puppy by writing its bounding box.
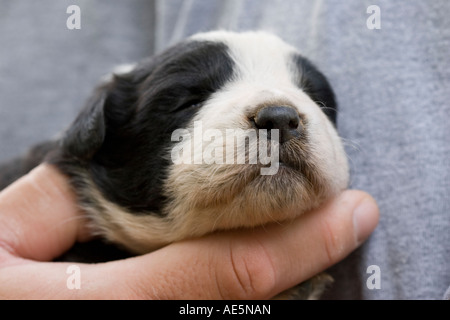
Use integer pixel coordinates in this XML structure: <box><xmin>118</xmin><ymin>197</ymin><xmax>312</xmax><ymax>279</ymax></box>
<box><xmin>0</xmin><ymin>31</ymin><xmax>349</xmax><ymax>298</ymax></box>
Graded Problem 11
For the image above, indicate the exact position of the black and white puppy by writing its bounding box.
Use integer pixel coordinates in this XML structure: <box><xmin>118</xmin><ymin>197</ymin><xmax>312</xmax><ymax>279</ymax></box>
<box><xmin>0</xmin><ymin>31</ymin><xmax>349</xmax><ymax>298</ymax></box>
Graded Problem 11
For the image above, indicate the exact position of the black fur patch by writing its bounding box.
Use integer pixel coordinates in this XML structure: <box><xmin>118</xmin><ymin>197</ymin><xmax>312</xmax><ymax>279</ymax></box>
<box><xmin>55</xmin><ymin>40</ymin><xmax>235</xmax><ymax>216</ymax></box>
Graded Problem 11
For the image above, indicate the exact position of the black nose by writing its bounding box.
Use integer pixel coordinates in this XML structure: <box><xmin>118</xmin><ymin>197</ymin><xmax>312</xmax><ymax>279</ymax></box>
<box><xmin>254</xmin><ymin>106</ymin><xmax>302</xmax><ymax>143</ymax></box>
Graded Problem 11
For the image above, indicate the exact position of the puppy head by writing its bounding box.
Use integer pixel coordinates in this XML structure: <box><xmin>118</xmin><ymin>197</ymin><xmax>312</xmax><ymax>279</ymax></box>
<box><xmin>58</xmin><ymin>31</ymin><xmax>349</xmax><ymax>253</ymax></box>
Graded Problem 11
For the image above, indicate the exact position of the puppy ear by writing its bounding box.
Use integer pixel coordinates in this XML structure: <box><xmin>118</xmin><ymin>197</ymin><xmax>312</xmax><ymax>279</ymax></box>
<box><xmin>61</xmin><ymin>89</ymin><xmax>107</xmax><ymax>161</ymax></box>
<box><xmin>60</xmin><ymin>60</ymin><xmax>153</xmax><ymax>161</ymax></box>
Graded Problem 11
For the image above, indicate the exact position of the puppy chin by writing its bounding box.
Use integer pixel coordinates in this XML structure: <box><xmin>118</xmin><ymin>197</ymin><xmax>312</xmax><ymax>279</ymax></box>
<box><xmin>164</xmin><ymin>143</ymin><xmax>347</xmax><ymax>234</ymax></box>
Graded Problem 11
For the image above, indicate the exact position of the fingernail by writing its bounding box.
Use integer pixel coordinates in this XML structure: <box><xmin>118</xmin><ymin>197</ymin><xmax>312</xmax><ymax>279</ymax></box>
<box><xmin>353</xmin><ymin>197</ymin><xmax>379</xmax><ymax>245</ymax></box>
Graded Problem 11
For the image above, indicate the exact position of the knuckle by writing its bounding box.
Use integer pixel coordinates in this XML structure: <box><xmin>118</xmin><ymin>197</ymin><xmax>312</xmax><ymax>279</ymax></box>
<box><xmin>320</xmin><ymin>219</ymin><xmax>346</xmax><ymax>265</ymax></box>
<box><xmin>216</xmin><ymin>238</ymin><xmax>277</xmax><ymax>299</ymax></box>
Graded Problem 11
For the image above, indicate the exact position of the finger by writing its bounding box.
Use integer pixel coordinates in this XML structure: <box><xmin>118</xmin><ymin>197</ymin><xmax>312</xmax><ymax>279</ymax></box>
<box><xmin>98</xmin><ymin>190</ymin><xmax>379</xmax><ymax>299</ymax></box>
<box><xmin>253</xmin><ymin>190</ymin><xmax>380</xmax><ymax>298</ymax></box>
<box><xmin>0</xmin><ymin>164</ymin><xmax>90</xmax><ymax>262</ymax></box>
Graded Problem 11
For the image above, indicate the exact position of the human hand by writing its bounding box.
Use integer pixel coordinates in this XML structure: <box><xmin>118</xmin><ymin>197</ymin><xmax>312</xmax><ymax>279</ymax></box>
<box><xmin>0</xmin><ymin>164</ymin><xmax>378</xmax><ymax>299</ymax></box>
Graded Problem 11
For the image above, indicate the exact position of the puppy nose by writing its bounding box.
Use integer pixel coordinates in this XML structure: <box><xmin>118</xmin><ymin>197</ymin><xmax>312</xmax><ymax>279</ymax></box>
<box><xmin>254</xmin><ymin>106</ymin><xmax>302</xmax><ymax>143</ymax></box>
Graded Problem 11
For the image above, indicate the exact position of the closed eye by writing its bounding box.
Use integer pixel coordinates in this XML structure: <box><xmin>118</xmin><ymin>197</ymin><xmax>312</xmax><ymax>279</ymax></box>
<box><xmin>189</xmin><ymin>102</ymin><xmax>203</xmax><ymax>109</ymax></box>
<box><xmin>173</xmin><ymin>99</ymin><xmax>204</xmax><ymax>113</ymax></box>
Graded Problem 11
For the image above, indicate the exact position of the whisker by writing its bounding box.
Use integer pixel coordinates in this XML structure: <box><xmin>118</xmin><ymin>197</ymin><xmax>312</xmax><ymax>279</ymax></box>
<box><xmin>340</xmin><ymin>137</ymin><xmax>361</xmax><ymax>152</ymax></box>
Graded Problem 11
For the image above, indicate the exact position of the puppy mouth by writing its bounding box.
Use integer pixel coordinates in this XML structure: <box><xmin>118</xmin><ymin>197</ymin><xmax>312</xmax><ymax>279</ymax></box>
<box><xmin>257</xmin><ymin>156</ymin><xmax>298</xmax><ymax>172</ymax></box>
<box><xmin>261</xmin><ymin>140</ymin><xmax>309</xmax><ymax>171</ymax></box>
<box><xmin>166</xmin><ymin>129</ymin><xmax>328</xmax><ymax>222</ymax></box>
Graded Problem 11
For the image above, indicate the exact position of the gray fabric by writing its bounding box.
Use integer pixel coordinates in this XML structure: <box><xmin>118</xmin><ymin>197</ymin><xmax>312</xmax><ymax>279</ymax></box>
<box><xmin>0</xmin><ymin>0</ymin><xmax>155</xmax><ymax>160</ymax></box>
<box><xmin>0</xmin><ymin>0</ymin><xmax>449</xmax><ymax>299</ymax></box>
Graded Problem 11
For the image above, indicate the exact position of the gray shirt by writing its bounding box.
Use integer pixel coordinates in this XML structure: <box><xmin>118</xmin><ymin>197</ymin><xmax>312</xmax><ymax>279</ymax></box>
<box><xmin>0</xmin><ymin>0</ymin><xmax>449</xmax><ymax>299</ymax></box>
